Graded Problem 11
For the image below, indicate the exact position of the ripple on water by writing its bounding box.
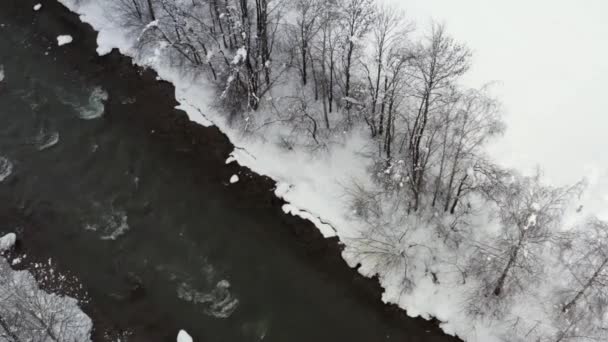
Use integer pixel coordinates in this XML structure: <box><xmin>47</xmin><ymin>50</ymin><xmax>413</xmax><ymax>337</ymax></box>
<box><xmin>177</xmin><ymin>279</ymin><xmax>239</xmax><ymax>319</ymax></box>
<box><xmin>78</xmin><ymin>86</ymin><xmax>109</xmax><ymax>120</ymax></box>
<box><xmin>0</xmin><ymin>157</ymin><xmax>13</xmax><ymax>182</ymax></box>
<box><xmin>84</xmin><ymin>206</ymin><xmax>130</xmax><ymax>240</ymax></box>
<box><xmin>58</xmin><ymin>86</ymin><xmax>108</xmax><ymax>120</ymax></box>
<box><xmin>35</xmin><ymin>127</ymin><xmax>60</xmax><ymax>151</ymax></box>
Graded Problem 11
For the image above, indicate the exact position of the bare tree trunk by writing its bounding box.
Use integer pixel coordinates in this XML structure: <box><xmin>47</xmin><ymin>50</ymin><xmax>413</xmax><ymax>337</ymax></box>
<box><xmin>493</xmin><ymin>233</ymin><xmax>525</xmax><ymax>296</ymax></box>
<box><xmin>409</xmin><ymin>88</ymin><xmax>432</xmax><ymax>211</ymax></box>
<box><xmin>198</xmin><ymin>42</ymin><xmax>218</xmax><ymax>80</ymax></box>
<box><xmin>0</xmin><ymin>314</ymin><xmax>21</xmax><ymax>342</ymax></box>
<box><xmin>239</xmin><ymin>0</ymin><xmax>260</xmax><ymax>110</ymax></box>
<box><xmin>378</xmin><ymin>76</ymin><xmax>388</xmax><ymax>136</ymax></box>
<box><xmin>369</xmin><ymin>47</ymin><xmax>383</xmax><ymax>138</ymax></box>
<box><xmin>322</xmin><ymin>81</ymin><xmax>329</xmax><ymax>128</ymax></box>
<box><xmin>329</xmin><ymin>56</ymin><xmax>334</xmax><ymax>113</ymax></box>
<box><xmin>130</xmin><ymin>0</ymin><xmax>143</xmax><ymax>19</ymax></box>
<box><xmin>383</xmin><ymin>90</ymin><xmax>395</xmax><ymax>159</ymax></box>
<box><xmin>146</xmin><ymin>0</ymin><xmax>155</xmax><ymax>20</ymax></box>
<box><xmin>256</xmin><ymin>0</ymin><xmax>270</xmax><ymax>86</ymax></box>
<box><xmin>226</xmin><ymin>0</ymin><xmax>236</xmax><ymax>49</ymax></box>
<box><xmin>212</xmin><ymin>0</ymin><xmax>229</xmax><ymax>48</ymax></box>
<box><xmin>450</xmin><ymin>173</ymin><xmax>467</xmax><ymax>214</ymax></box>
<box><xmin>344</xmin><ymin>40</ymin><xmax>354</xmax><ymax>123</ymax></box>
<box><xmin>309</xmin><ymin>49</ymin><xmax>319</xmax><ymax>100</ymax></box>
<box><xmin>444</xmin><ymin>140</ymin><xmax>464</xmax><ymax>212</ymax></box>
<box><xmin>301</xmin><ymin>25</ymin><xmax>308</xmax><ymax>85</ymax></box>
<box><xmin>321</xmin><ymin>24</ymin><xmax>330</xmax><ymax>129</ymax></box>
<box><xmin>562</xmin><ymin>257</ymin><xmax>608</xmax><ymax>312</ymax></box>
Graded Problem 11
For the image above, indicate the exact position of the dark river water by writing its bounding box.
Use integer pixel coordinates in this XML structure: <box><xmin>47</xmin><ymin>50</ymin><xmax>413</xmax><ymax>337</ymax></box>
<box><xmin>0</xmin><ymin>1</ymin><xmax>459</xmax><ymax>341</ymax></box>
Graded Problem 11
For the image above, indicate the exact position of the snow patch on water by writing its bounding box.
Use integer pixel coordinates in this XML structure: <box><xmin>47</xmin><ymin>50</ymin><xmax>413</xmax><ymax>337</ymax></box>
<box><xmin>78</xmin><ymin>86</ymin><xmax>109</xmax><ymax>120</ymax></box>
<box><xmin>177</xmin><ymin>330</ymin><xmax>193</xmax><ymax>342</ymax></box>
<box><xmin>0</xmin><ymin>156</ymin><xmax>13</xmax><ymax>182</ymax></box>
<box><xmin>57</xmin><ymin>34</ymin><xmax>73</xmax><ymax>46</ymax></box>
<box><xmin>177</xmin><ymin>280</ymin><xmax>239</xmax><ymax>318</ymax></box>
<box><xmin>225</xmin><ymin>155</ymin><xmax>236</xmax><ymax>164</ymax></box>
<box><xmin>0</xmin><ymin>233</ymin><xmax>16</xmax><ymax>252</ymax></box>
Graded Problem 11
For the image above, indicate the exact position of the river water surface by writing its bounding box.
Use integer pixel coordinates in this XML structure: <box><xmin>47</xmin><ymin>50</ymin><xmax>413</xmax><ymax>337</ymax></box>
<box><xmin>0</xmin><ymin>1</ymin><xmax>459</xmax><ymax>341</ymax></box>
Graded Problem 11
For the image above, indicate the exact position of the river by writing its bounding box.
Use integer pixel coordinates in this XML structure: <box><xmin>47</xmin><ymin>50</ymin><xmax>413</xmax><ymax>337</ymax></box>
<box><xmin>0</xmin><ymin>1</ymin><xmax>460</xmax><ymax>341</ymax></box>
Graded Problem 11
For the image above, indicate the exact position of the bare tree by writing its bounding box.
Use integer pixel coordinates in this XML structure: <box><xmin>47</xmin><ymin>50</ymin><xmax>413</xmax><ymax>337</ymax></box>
<box><xmin>109</xmin><ymin>0</ymin><xmax>158</xmax><ymax>30</ymax></box>
<box><xmin>550</xmin><ymin>218</ymin><xmax>608</xmax><ymax>341</ymax></box>
<box><xmin>344</xmin><ymin>181</ymin><xmax>423</xmax><ymax>292</ymax></box>
<box><xmin>467</xmin><ymin>173</ymin><xmax>583</xmax><ymax>316</ymax></box>
<box><xmin>404</xmin><ymin>23</ymin><xmax>472</xmax><ymax>211</ymax></box>
<box><xmin>336</xmin><ymin>0</ymin><xmax>375</xmax><ymax>123</ymax></box>
<box><xmin>361</xmin><ymin>5</ymin><xmax>410</xmax><ymax>138</ymax></box>
<box><xmin>437</xmin><ymin>86</ymin><xmax>504</xmax><ymax>213</ymax></box>
<box><xmin>378</xmin><ymin>47</ymin><xmax>414</xmax><ymax>161</ymax></box>
<box><xmin>218</xmin><ymin>0</ymin><xmax>287</xmax><ymax>112</ymax></box>
<box><xmin>288</xmin><ymin>0</ymin><xmax>323</xmax><ymax>86</ymax></box>
<box><xmin>318</xmin><ymin>1</ymin><xmax>341</xmax><ymax>116</ymax></box>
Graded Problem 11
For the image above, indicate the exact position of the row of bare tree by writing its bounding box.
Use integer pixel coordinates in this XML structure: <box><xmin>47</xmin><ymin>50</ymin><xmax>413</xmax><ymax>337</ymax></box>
<box><xmin>105</xmin><ymin>0</ymin><xmax>608</xmax><ymax>340</ymax></box>
<box><xmin>113</xmin><ymin>0</ymin><xmax>505</xmax><ymax>215</ymax></box>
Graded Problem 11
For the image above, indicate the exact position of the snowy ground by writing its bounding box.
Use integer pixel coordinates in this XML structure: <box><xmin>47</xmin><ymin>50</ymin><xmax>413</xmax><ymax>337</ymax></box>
<box><xmin>55</xmin><ymin>1</ymin><xmax>605</xmax><ymax>341</ymax></box>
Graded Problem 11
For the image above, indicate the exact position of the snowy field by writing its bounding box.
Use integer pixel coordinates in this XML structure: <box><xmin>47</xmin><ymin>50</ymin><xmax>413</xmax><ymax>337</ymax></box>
<box><xmin>54</xmin><ymin>0</ymin><xmax>607</xmax><ymax>341</ymax></box>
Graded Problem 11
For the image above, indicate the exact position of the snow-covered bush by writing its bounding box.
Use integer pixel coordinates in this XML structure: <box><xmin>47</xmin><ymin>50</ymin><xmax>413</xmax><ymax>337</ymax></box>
<box><xmin>0</xmin><ymin>258</ymin><xmax>92</xmax><ymax>342</ymax></box>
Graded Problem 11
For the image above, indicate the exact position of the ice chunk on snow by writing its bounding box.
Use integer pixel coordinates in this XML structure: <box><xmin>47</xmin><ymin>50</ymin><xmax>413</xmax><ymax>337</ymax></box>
<box><xmin>0</xmin><ymin>64</ymin><xmax>4</xmax><ymax>82</ymax></box>
<box><xmin>33</xmin><ymin>3</ymin><xmax>42</xmax><ymax>11</ymax></box>
<box><xmin>57</xmin><ymin>35</ymin><xmax>73</xmax><ymax>46</ymax></box>
<box><xmin>0</xmin><ymin>233</ymin><xmax>16</xmax><ymax>252</ymax></box>
<box><xmin>230</xmin><ymin>175</ymin><xmax>239</xmax><ymax>184</ymax></box>
<box><xmin>177</xmin><ymin>330</ymin><xmax>193</xmax><ymax>342</ymax></box>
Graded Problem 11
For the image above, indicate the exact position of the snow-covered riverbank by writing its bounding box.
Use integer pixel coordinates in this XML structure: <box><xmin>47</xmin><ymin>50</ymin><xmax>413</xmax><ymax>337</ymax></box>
<box><xmin>53</xmin><ymin>1</ymin><xmax>606</xmax><ymax>341</ymax></box>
